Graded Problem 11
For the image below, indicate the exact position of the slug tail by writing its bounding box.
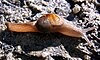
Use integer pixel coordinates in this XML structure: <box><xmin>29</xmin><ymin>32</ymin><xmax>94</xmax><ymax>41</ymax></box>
<box><xmin>5</xmin><ymin>22</ymin><xmax>39</xmax><ymax>32</ymax></box>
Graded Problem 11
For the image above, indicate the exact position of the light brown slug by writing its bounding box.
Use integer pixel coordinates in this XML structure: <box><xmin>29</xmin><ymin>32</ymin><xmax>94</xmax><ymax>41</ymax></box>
<box><xmin>6</xmin><ymin>14</ymin><xmax>95</xmax><ymax>47</ymax></box>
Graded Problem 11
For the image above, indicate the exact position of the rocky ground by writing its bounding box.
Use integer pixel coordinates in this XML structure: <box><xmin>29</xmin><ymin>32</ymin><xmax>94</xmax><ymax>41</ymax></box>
<box><xmin>0</xmin><ymin>0</ymin><xmax>100</xmax><ymax>60</ymax></box>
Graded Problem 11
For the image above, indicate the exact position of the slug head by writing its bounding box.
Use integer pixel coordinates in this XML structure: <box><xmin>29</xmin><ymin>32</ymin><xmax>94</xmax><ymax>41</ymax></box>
<box><xmin>35</xmin><ymin>14</ymin><xmax>64</xmax><ymax>33</ymax></box>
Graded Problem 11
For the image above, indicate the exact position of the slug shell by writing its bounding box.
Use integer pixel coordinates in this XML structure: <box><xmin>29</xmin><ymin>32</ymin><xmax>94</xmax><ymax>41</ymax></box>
<box><xmin>35</xmin><ymin>14</ymin><xmax>64</xmax><ymax>33</ymax></box>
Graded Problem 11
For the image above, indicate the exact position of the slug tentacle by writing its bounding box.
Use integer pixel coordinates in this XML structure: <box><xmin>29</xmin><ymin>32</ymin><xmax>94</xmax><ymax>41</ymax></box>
<box><xmin>82</xmin><ymin>33</ymin><xmax>93</xmax><ymax>47</ymax></box>
<box><xmin>82</xmin><ymin>26</ymin><xmax>96</xmax><ymax>33</ymax></box>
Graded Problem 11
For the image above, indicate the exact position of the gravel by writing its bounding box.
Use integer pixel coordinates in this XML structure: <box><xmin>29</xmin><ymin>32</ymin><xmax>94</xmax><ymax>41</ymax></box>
<box><xmin>0</xmin><ymin>0</ymin><xmax>100</xmax><ymax>60</ymax></box>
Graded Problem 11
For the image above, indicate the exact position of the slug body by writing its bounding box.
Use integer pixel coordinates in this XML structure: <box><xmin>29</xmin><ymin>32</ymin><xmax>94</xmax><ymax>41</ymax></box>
<box><xmin>36</xmin><ymin>14</ymin><xmax>83</xmax><ymax>37</ymax></box>
<box><xmin>6</xmin><ymin>14</ymin><xmax>93</xmax><ymax>46</ymax></box>
<box><xmin>57</xmin><ymin>20</ymin><xmax>92</xmax><ymax>46</ymax></box>
<box><xmin>57</xmin><ymin>20</ymin><xmax>83</xmax><ymax>37</ymax></box>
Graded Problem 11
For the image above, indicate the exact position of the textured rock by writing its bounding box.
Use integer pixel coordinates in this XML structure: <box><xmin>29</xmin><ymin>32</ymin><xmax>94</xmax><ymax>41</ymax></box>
<box><xmin>0</xmin><ymin>0</ymin><xmax>100</xmax><ymax>60</ymax></box>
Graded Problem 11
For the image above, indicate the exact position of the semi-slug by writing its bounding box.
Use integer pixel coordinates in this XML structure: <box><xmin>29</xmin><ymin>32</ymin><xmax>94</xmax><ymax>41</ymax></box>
<box><xmin>6</xmin><ymin>14</ymin><xmax>95</xmax><ymax>47</ymax></box>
